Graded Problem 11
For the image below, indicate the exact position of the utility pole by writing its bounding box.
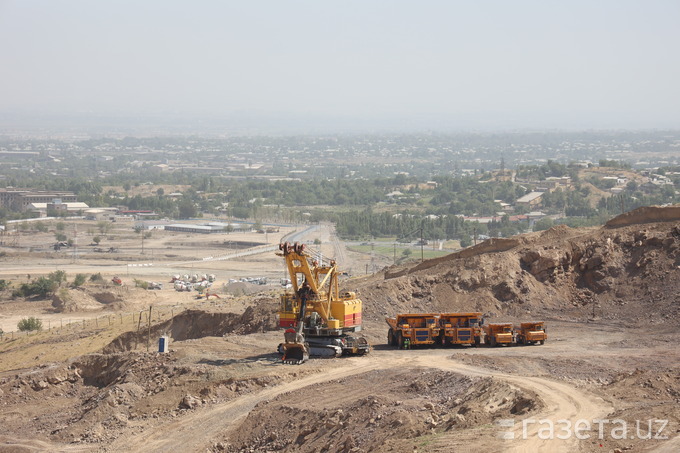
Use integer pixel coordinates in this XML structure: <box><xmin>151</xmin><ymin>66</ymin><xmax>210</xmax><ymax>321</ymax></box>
<box><xmin>73</xmin><ymin>223</ymin><xmax>78</xmax><ymax>263</ymax></box>
<box><xmin>398</xmin><ymin>224</ymin><xmax>425</xmax><ymax>263</ymax></box>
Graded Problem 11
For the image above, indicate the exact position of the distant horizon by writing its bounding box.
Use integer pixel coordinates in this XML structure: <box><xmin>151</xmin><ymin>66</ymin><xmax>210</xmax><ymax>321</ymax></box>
<box><xmin>1</xmin><ymin>109</ymin><xmax>679</xmax><ymax>138</ymax></box>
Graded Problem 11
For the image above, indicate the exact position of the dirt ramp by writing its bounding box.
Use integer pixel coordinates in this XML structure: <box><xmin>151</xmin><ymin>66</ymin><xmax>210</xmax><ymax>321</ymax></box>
<box><xmin>606</xmin><ymin>205</ymin><xmax>680</xmax><ymax>228</ymax></box>
<box><xmin>225</xmin><ymin>368</ymin><xmax>541</xmax><ymax>453</ymax></box>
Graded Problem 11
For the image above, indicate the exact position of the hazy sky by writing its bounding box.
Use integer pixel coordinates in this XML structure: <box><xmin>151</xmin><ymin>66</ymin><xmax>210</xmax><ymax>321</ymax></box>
<box><xmin>1</xmin><ymin>0</ymin><xmax>680</xmax><ymax>131</ymax></box>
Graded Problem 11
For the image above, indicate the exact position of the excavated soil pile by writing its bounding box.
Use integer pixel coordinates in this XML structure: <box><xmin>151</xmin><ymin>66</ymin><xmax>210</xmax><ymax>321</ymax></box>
<box><xmin>226</xmin><ymin>368</ymin><xmax>541</xmax><ymax>453</ymax></box>
<box><xmin>0</xmin><ymin>351</ymin><xmax>296</xmax><ymax>446</ymax></box>
<box><xmin>357</xmin><ymin>207</ymin><xmax>680</xmax><ymax>325</ymax></box>
<box><xmin>51</xmin><ymin>286</ymin><xmax>159</xmax><ymax>313</ymax></box>
<box><xmin>103</xmin><ymin>297</ymin><xmax>278</xmax><ymax>353</ymax></box>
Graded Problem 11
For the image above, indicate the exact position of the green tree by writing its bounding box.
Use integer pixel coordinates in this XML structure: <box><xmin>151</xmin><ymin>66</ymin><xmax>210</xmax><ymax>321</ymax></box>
<box><xmin>72</xmin><ymin>273</ymin><xmax>87</xmax><ymax>287</ymax></box>
<box><xmin>178</xmin><ymin>200</ymin><xmax>197</xmax><ymax>219</ymax></box>
<box><xmin>48</xmin><ymin>270</ymin><xmax>67</xmax><ymax>287</ymax></box>
<box><xmin>18</xmin><ymin>317</ymin><xmax>43</xmax><ymax>332</ymax></box>
<box><xmin>533</xmin><ymin>217</ymin><xmax>555</xmax><ymax>232</ymax></box>
<box><xmin>93</xmin><ymin>236</ymin><xmax>102</xmax><ymax>245</ymax></box>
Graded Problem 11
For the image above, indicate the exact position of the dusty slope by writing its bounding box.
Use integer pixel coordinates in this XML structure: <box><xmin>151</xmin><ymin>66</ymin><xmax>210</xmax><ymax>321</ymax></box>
<box><xmin>357</xmin><ymin>206</ymin><xmax>680</xmax><ymax>326</ymax></box>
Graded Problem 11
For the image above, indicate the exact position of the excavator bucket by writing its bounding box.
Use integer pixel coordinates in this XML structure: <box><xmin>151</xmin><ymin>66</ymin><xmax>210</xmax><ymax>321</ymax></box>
<box><xmin>282</xmin><ymin>342</ymin><xmax>309</xmax><ymax>365</ymax></box>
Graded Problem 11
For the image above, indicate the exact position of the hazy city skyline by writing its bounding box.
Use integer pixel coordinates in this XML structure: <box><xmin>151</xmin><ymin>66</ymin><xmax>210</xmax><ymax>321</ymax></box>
<box><xmin>2</xmin><ymin>1</ymin><xmax>680</xmax><ymax>133</ymax></box>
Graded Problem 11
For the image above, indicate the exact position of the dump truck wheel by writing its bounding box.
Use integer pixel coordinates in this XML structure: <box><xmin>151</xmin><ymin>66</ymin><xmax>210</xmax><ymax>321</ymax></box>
<box><xmin>387</xmin><ymin>329</ymin><xmax>394</xmax><ymax>346</ymax></box>
<box><xmin>490</xmin><ymin>336</ymin><xmax>497</xmax><ymax>347</ymax></box>
<box><xmin>539</xmin><ymin>339</ymin><xmax>545</xmax><ymax>345</ymax></box>
<box><xmin>397</xmin><ymin>332</ymin><xmax>404</xmax><ymax>349</ymax></box>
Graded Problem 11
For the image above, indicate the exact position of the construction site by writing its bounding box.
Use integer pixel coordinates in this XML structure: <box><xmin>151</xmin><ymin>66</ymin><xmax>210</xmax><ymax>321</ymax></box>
<box><xmin>0</xmin><ymin>206</ymin><xmax>679</xmax><ymax>452</ymax></box>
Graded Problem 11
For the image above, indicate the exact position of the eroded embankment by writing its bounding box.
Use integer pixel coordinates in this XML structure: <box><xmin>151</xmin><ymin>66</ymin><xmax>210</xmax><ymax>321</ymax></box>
<box><xmin>102</xmin><ymin>303</ymin><xmax>278</xmax><ymax>353</ymax></box>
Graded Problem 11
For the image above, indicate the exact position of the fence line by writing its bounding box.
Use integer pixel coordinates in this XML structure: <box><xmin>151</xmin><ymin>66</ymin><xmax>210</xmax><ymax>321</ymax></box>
<box><xmin>0</xmin><ymin>298</ymin><xmax>236</xmax><ymax>343</ymax></box>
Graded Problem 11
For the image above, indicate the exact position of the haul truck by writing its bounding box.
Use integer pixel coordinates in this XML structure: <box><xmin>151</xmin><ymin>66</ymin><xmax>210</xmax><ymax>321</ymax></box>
<box><xmin>386</xmin><ymin>313</ymin><xmax>440</xmax><ymax>349</ymax></box>
<box><xmin>483</xmin><ymin>323</ymin><xmax>514</xmax><ymax>346</ymax></box>
<box><xmin>440</xmin><ymin>312</ymin><xmax>483</xmax><ymax>346</ymax></box>
<box><xmin>515</xmin><ymin>321</ymin><xmax>547</xmax><ymax>345</ymax></box>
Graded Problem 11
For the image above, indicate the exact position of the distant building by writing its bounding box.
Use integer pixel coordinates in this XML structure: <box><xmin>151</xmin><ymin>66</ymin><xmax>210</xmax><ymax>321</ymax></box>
<box><xmin>27</xmin><ymin>200</ymin><xmax>89</xmax><ymax>215</ymax></box>
<box><xmin>164</xmin><ymin>222</ymin><xmax>235</xmax><ymax>234</ymax></box>
<box><xmin>0</xmin><ymin>189</ymin><xmax>77</xmax><ymax>211</ymax></box>
<box><xmin>117</xmin><ymin>210</ymin><xmax>159</xmax><ymax>219</ymax></box>
<box><xmin>516</xmin><ymin>192</ymin><xmax>543</xmax><ymax>208</ymax></box>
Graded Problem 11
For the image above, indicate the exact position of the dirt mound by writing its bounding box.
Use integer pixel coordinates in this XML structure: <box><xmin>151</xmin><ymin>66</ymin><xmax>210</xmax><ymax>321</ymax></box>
<box><xmin>52</xmin><ymin>288</ymin><xmax>104</xmax><ymax>312</ymax></box>
<box><xmin>356</xmin><ymin>206</ymin><xmax>680</xmax><ymax>326</ymax></box>
<box><xmin>102</xmin><ymin>297</ymin><xmax>279</xmax><ymax>353</ymax></box>
<box><xmin>605</xmin><ymin>205</ymin><xmax>680</xmax><ymax>228</ymax></box>
<box><xmin>0</xmin><ymin>350</ymin><xmax>292</xmax><ymax>447</ymax></box>
<box><xmin>225</xmin><ymin>368</ymin><xmax>541</xmax><ymax>453</ymax></box>
<box><xmin>222</xmin><ymin>281</ymin><xmax>268</xmax><ymax>296</ymax></box>
<box><xmin>50</xmin><ymin>286</ymin><xmax>158</xmax><ymax>313</ymax></box>
<box><xmin>91</xmin><ymin>290</ymin><xmax>124</xmax><ymax>305</ymax></box>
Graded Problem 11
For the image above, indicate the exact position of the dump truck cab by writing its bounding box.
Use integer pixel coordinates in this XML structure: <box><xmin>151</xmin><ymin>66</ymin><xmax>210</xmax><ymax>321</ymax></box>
<box><xmin>386</xmin><ymin>313</ymin><xmax>440</xmax><ymax>349</ymax></box>
<box><xmin>515</xmin><ymin>321</ymin><xmax>547</xmax><ymax>345</ymax></box>
<box><xmin>439</xmin><ymin>312</ymin><xmax>483</xmax><ymax>346</ymax></box>
<box><xmin>483</xmin><ymin>323</ymin><xmax>514</xmax><ymax>346</ymax></box>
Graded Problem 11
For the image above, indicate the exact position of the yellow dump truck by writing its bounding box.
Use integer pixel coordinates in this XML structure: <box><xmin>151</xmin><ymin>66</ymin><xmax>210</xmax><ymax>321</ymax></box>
<box><xmin>386</xmin><ymin>313</ymin><xmax>441</xmax><ymax>349</ymax></box>
<box><xmin>483</xmin><ymin>323</ymin><xmax>514</xmax><ymax>346</ymax></box>
<box><xmin>439</xmin><ymin>312</ymin><xmax>483</xmax><ymax>346</ymax></box>
<box><xmin>515</xmin><ymin>321</ymin><xmax>547</xmax><ymax>345</ymax></box>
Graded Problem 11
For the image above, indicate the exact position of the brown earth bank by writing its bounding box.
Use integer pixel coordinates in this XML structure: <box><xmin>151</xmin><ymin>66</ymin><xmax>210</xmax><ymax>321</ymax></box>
<box><xmin>0</xmin><ymin>207</ymin><xmax>679</xmax><ymax>452</ymax></box>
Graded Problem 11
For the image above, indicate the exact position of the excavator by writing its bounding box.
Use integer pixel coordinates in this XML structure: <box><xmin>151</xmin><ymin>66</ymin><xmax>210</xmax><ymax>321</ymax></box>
<box><xmin>277</xmin><ymin>242</ymin><xmax>370</xmax><ymax>364</ymax></box>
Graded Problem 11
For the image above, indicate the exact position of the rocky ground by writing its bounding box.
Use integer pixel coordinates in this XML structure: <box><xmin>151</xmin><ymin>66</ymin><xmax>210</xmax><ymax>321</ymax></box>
<box><xmin>1</xmin><ymin>207</ymin><xmax>679</xmax><ymax>452</ymax></box>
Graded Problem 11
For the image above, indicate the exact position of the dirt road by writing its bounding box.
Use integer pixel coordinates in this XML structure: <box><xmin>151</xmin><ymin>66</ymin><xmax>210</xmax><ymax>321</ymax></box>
<box><xmin>408</xmin><ymin>353</ymin><xmax>613</xmax><ymax>453</ymax></box>
<box><xmin>101</xmin><ymin>349</ymin><xmax>611</xmax><ymax>453</ymax></box>
<box><xmin>104</xmin><ymin>357</ymin><xmax>384</xmax><ymax>452</ymax></box>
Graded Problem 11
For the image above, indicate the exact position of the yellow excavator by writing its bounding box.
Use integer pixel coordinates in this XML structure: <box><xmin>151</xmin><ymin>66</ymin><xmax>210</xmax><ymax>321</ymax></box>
<box><xmin>277</xmin><ymin>242</ymin><xmax>370</xmax><ymax>364</ymax></box>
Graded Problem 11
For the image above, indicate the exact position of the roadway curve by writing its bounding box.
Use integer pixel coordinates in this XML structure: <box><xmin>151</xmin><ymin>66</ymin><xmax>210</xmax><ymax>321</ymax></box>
<box><xmin>102</xmin><ymin>349</ymin><xmax>615</xmax><ymax>453</ymax></box>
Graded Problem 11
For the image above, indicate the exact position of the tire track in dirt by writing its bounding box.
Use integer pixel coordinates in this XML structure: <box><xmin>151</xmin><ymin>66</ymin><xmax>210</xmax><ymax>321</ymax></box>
<box><xmin>103</xmin><ymin>349</ymin><xmax>615</xmax><ymax>453</ymax></box>
<box><xmin>652</xmin><ymin>435</ymin><xmax>680</xmax><ymax>453</ymax></box>
<box><xmin>407</xmin><ymin>354</ymin><xmax>613</xmax><ymax>453</ymax></box>
<box><xmin>103</xmin><ymin>358</ymin><xmax>387</xmax><ymax>453</ymax></box>
<box><xmin>0</xmin><ymin>435</ymin><xmax>94</xmax><ymax>453</ymax></box>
